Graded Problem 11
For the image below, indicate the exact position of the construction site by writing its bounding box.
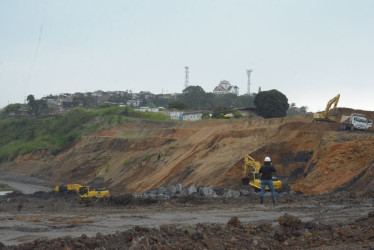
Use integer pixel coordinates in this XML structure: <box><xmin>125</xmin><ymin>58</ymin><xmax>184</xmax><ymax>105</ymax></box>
<box><xmin>0</xmin><ymin>104</ymin><xmax>373</xmax><ymax>249</ymax></box>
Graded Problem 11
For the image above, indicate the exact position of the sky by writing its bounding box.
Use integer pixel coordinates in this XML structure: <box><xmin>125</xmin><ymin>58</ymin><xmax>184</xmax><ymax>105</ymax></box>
<box><xmin>1</xmin><ymin>0</ymin><xmax>374</xmax><ymax>112</ymax></box>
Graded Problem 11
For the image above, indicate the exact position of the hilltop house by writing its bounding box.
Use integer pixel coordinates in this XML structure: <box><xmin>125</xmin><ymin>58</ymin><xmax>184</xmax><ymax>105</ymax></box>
<box><xmin>213</xmin><ymin>80</ymin><xmax>239</xmax><ymax>96</ymax></box>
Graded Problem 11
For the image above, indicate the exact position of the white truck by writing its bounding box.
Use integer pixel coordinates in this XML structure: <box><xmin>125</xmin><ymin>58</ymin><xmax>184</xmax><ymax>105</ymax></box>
<box><xmin>340</xmin><ymin>113</ymin><xmax>373</xmax><ymax>131</ymax></box>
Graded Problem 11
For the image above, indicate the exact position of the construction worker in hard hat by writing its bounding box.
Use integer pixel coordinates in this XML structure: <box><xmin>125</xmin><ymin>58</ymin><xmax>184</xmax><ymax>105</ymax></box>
<box><xmin>259</xmin><ymin>156</ymin><xmax>277</xmax><ymax>204</ymax></box>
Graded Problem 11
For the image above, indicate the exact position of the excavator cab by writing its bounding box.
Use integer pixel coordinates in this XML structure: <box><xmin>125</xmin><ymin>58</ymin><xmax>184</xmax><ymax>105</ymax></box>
<box><xmin>54</xmin><ymin>184</ymin><xmax>109</xmax><ymax>198</ymax></box>
<box><xmin>78</xmin><ymin>186</ymin><xmax>109</xmax><ymax>198</ymax></box>
<box><xmin>79</xmin><ymin>186</ymin><xmax>89</xmax><ymax>196</ymax></box>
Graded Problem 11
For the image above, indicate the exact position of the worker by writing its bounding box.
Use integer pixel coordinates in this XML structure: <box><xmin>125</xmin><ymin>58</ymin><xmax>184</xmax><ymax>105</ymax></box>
<box><xmin>259</xmin><ymin>156</ymin><xmax>276</xmax><ymax>204</ymax></box>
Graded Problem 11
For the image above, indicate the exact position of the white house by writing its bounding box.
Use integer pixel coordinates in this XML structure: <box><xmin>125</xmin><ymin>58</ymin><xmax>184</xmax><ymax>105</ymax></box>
<box><xmin>181</xmin><ymin>111</ymin><xmax>203</xmax><ymax>121</ymax></box>
<box><xmin>126</xmin><ymin>100</ymin><xmax>140</xmax><ymax>107</ymax></box>
<box><xmin>213</xmin><ymin>80</ymin><xmax>239</xmax><ymax>95</ymax></box>
<box><xmin>165</xmin><ymin>110</ymin><xmax>184</xmax><ymax>120</ymax></box>
<box><xmin>135</xmin><ymin>107</ymin><xmax>159</xmax><ymax>112</ymax></box>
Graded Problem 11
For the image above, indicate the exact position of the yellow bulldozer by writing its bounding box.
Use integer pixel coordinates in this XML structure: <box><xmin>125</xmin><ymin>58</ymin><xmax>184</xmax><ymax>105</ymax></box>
<box><xmin>53</xmin><ymin>184</ymin><xmax>110</xmax><ymax>198</ymax></box>
<box><xmin>241</xmin><ymin>154</ymin><xmax>282</xmax><ymax>191</ymax></box>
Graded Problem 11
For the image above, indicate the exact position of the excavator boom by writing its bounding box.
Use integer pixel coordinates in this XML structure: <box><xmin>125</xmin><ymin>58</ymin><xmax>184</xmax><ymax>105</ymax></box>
<box><xmin>313</xmin><ymin>94</ymin><xmax>340</xmax><ymax>122</ymax></box>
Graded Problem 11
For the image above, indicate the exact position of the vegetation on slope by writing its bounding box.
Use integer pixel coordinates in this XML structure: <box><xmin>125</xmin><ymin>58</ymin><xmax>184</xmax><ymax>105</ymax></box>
<box><xmin>0</xmin><ymin>107</ymin><xmax>169</xmax><ymax>162</ymax></box>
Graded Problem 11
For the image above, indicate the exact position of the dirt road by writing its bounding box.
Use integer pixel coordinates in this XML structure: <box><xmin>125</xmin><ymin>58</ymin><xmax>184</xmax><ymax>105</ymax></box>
<box><xmin>0</xmin><ymin>172</ymin><xmax>51</xmax><ymax>194</ymax></box>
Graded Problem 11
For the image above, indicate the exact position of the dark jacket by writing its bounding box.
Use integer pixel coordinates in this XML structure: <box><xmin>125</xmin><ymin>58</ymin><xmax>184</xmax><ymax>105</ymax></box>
<box><xmin>259</xmin><ymin>162</ymin><xmax>276</xmax><ymax>180</ymax></box>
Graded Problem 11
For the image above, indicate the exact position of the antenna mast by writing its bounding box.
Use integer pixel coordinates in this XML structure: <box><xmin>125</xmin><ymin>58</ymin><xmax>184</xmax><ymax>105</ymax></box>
<box><xmin>185</xmin><ymin>66</ymin><xmax>189</xmax><ymax>89</ymax></box>
<box><xmin>247</xmin><ymin>69</ymin><xmax>253</xmax><ymax>95</ymax></box>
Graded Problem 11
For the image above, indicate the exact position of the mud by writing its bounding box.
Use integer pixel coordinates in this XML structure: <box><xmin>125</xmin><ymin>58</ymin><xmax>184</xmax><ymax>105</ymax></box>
<box><xmin>0</xmin><ymin>190</ymin><xmax>373</xmax><ymax>248</ymax></box>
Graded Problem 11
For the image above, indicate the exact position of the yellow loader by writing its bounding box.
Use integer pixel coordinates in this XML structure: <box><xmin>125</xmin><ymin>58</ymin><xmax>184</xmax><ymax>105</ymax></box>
<box><xmin>241</xmin><ymin>154</ymin><xmax>282</xmax><ymax>191</ymax></box>
<box><xmin>54</xmin><ymin>184</ymin><xmax>109</xmax><ymax>198</ymax></box>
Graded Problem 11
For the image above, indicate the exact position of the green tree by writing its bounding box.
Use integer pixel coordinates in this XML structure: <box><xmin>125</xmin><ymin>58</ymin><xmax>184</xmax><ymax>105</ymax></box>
<box><xmin>300</xmin><ymin>106</ymin><xmax>308</xmax><ymax>114</ymax></box>
<box><xmin>254</xmin><ymin>89</ymin><xmax>289</xmax><ymax>118</ymax></box>
<box><xmin>232</xmin><ymin>110</ymin><xmax>243</xmax><ymax>118</ymax></box>
<box><xmin>72</xmin><ymin>94</ymin><xmax>98</xmax><ymax>108</ymax></box>
<box><xmin>211</xmin><ymin>93</ymin><xmax>237</xmax><ymax>108</ymax></box>
<box><xmin>237</xmin><ymin>93</ymin><xmax>256</xmax><ymax>108</ymax></box>
<box><xmin>27</xmin><ymin>94</ymin><xmax>47</xmax><ymax>116</ymax></box>
<box><xmin>168</xmin><ymin>100</ymin><xmax>186</xmax><ymax>110</ymax></box>
<box><xmin>179</xmin><ymin>86</ymin><xmax>209</xmax><ymax>109</ymax></box>
<box><xmin>212</xmin><ymin>106</ymin><xmax>226</xmax><ymax>118</ymax></box>
<box><xmin>27</xmin><ymin>94</ymin><xmax>36</xmax><ymax>115</ymax></box>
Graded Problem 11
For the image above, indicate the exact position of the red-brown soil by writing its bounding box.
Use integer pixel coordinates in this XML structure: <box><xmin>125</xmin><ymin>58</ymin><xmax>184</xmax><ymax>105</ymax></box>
<box><xmin>2</xmin><ymin>108</ymin><xmax>374</xmax><ymax>196</ymax></box>
<box><xmin>1</xmin><ymin>108</ymin><xmax>374</xmax><ymax>248</ymax></box>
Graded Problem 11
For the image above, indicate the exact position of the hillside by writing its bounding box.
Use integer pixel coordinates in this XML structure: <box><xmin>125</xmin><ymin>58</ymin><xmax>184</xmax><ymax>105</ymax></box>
<box><xmin>1</xmin><ymin>108</ymin><xmax>374</xmax><ymax>196</ymax></box>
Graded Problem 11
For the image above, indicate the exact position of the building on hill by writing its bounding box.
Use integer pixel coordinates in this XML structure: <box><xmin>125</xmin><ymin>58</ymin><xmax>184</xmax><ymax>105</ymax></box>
<box><xmin>126</xmin><ymin>100</ymin><xmax>140</xmax><ymax>107</ymax></box>
<box><xmin>181</xmin><ymin>111</ymin><xmax>204</xmax><ymax>121</ymax></box>
<box><xmin>213</xmin><ymin>80</ymin><xmax>239</xmax><ymax>95</ymax></box>
<box><xmin>139</xmin><ymin>91</ymin><xmax>155</xmax><ymax>100</ymax></box>
<box><xmin>135</xmin><ymin>107</ymin><xmax>159</xmax><ymax>112</ymax></box>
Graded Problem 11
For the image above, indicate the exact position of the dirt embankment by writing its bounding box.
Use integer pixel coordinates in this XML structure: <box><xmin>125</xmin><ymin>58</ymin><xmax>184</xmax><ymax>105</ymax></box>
<box><xmin>2</xmin><ymin>108</ymin><xmax>374</xmax><ymax>196</ymax></box>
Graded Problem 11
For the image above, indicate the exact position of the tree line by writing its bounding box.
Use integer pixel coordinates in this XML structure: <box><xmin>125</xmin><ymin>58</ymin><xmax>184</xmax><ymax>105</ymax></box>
<box><xmin>1</xmin><ymin>86</ymin><xmax>308</xmax><ymax>119</ymax></box>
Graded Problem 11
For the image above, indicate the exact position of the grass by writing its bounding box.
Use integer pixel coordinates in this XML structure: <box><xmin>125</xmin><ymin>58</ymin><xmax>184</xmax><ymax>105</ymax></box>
<box><xmin>105</xmin><ymin>165</ymin><xmax>110</xmax><ymax>173</ymax></box>
<box><xmin>142</xmin><ymin>153</ymin><xmax>151</xmax><ymax>161</ymax></box>
<box><xmin>0</xmin><ymin>106</ymin><xmax>172</xmax><ymax>163</ymax></box>
<box><xmin>122</xmin><ymin>159</ymin><xmax>132</xmax><ymax>167</ymax></box>
<box><xmin>0</xmin><ymin>183</ymin><xmax>17</xmax><ymax>191</ymax></box>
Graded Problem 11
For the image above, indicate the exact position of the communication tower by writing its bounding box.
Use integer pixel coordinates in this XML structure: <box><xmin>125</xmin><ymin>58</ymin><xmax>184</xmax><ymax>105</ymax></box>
<box><xmin>185</xmin><ymin>66</ymin><xmax>189</xmax><ymax>89</ymax></box>
<box><xmin>247</xmin><ymin>68</ymin><xmax>252</xmax><ymax>95</ymax></box>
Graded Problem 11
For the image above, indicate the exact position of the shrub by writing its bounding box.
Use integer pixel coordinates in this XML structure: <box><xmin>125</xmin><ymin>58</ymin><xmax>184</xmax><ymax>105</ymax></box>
<box><xmin>123</xmin><ymin>159</ymin><xmax>131</xmax><ymax>167</ymax></box>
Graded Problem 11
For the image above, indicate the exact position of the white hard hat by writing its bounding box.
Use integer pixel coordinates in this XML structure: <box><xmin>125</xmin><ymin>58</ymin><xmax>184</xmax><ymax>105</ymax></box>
<box><xmin>264</xmin><ymin>156</ymin><xmax>271</xmax><ymax>162</ymax></box>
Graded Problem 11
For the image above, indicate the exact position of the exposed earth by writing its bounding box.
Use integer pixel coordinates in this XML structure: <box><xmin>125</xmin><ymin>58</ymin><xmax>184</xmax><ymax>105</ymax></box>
<box><xmin>0</xmin><ymin>190</ymin><xmax>373</xmax><ymax>249</ymax></box>
<box><xmin>0</xmin><ymin>108</ymin><xmax>374</xmax><ymax>249</ymax></box>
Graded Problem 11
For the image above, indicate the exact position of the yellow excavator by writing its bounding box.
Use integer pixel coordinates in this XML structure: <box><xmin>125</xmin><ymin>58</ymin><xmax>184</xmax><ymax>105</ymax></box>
<box><xmin>313</xmin><ymin>94</ymin><xmax>340</xmax><ymax>122</ymax></box>
<box><xmin>241</xmin><ymin>154</ymin><xmax>282</xmax><ymax>191</ymax></box>
<box><xmin>54</xmin><ymin>184</ymin><xmax>110</xmax><ymax>198</ymax></box>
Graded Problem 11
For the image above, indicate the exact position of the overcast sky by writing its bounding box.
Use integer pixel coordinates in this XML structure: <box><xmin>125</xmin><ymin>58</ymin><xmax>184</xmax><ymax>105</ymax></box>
<box><xmin>1</xmin><ymin>0</ymin><xmax>373</xmax><ymax>112</ymax></box>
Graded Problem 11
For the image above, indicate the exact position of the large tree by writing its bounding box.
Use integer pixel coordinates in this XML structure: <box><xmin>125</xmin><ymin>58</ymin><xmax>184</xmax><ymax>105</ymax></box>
<box><xmin>26</xmin><ymin>94</ymin><xmax>48</xmax><ymax>116</ymax></box>
<box><xmin>254</xmin><ymin>89</ymin><xmax>289</xmax><ymax>118</ymax></box>
<box><xmin>168</xmin><ymin>100</ymin><xmax>186</xmax><ymax>110</ymax></box>
<box><xmin>179</xmin><ymin>86</ymin><xmax>212</xmax><ymax>109</ymax></box>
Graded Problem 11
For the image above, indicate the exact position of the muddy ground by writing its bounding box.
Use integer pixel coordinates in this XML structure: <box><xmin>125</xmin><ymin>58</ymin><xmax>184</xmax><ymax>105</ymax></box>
<box><xmin>0</xmin><ymin>190</ymin><xmax>373</xmax><ymax>249</ymax></box>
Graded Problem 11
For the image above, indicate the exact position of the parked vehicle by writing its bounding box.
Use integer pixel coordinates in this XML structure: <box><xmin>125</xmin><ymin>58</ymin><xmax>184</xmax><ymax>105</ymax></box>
<box><xmin>340</xmin><ymin>113</ymin><xmax>373</xmax><ymax>131</ymax></box>
<box><xmin>54</xmin><ymin>184</ymin><xmax>109</xmax><ymax>198</ymax></box>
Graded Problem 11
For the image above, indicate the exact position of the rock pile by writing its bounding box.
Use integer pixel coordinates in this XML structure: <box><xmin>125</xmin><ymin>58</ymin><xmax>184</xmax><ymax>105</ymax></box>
<box><xmin>132</xmin><ymin>184</ymin><xmax>251</xmax><ymax>200</ymax></box>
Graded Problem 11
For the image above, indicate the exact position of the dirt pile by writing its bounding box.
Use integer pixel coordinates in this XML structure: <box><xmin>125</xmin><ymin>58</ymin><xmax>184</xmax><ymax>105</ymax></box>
<box><xmin>2</xmin><ymin>108</ymin><xmax>374</xmax><ymax>196</ymax></box>
<box><xmin>2</xmin><ymin>212</ymin><xmax>373</xmax><ymax>249</ymax></box>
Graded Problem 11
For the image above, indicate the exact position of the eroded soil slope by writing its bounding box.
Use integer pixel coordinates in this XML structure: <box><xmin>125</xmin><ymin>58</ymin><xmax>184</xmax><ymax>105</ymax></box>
<box><xmin>3</xmin><ymin>108</ymin><xmax>374</xmax><ymax>196</ymax></box>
